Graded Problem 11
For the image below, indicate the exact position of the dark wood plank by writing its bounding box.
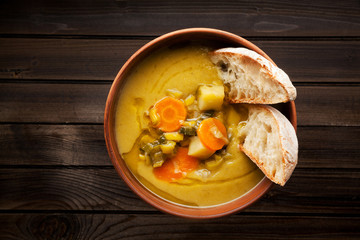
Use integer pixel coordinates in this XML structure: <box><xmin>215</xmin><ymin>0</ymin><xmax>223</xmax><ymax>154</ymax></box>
<box><xmin>0</xmin><ymin>168</ymin><xmax>150</xmax><ymax>211</ymax></box>
<box><xmin>0</xmin><ymin>38</ymin><xmax>141</xmax><ymax>81</ymax></box>
<box><xmin>258</xmin><ymin>41</ymin><xmax>360</xmax><ymax>83</ymax></box>
<box><xmin>0</xmin><ymin>83</ymin><xmax>359</xmax><ymax>126</ymax></box>
<box><xmin>297</xmin><ymin>127</ymin><xmax>360</xmax><ymax>169</ymax></box>
<box><xmin>1</xmin><ymin>125</ymin><xmax>359</xmax><ymax>169</ymax></box>
<box><xmin>0</xmin><ymin>213</ymin><xmax>359</xmax><ymax>240</ymax></box>
<box><xmin>0</xmin><ymin>38</ymin><xmax>359</xmax><ymax>82</ymax></box>
<box><xmin>0</xmin><ymin>0</ymin><xmax>359</xmax><ymax>37</ymax></box>
<box><xmin>0</xmin><ymin>168</ymin><xmax>359</xmax><ymax>214</ymax></box>
<box><xmin>255</xmin><ymin>169</ymin><xmax>360</xmax><ymax>214</ymax></box>
<box><xmin>296</xmin><ymin>85</ymin><xmax>360</xmax><ymax>126</ymax></box>
<box><xmin>0</xmin><ymin>83</ymin><xmax>110</xmax><ymax>123</ymax></box>
<box><xmin>0</xmin><ymin>124</ymin><xmax>110</xmax><ymax>166</ymax></box>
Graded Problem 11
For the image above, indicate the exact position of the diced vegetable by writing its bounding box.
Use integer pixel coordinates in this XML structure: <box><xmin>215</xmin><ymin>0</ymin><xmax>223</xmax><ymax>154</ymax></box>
<box><xmin>166</xmin><ymin>89</ymin><xmax>183</xmax><ymax>99</ymax></box>
<box><xmin>197</xmin><ymin>85</ymin><xmax>224</xmax><ymax>111</ymax></box>
<box><xmin>197</xmin><ymin>111</ymin><xmax>215</xmax><ymax>126</ymax></box>
<box><xmin>151</xmin><ymin>144</ymin><xmax>161</xmax><ymax>153</ymax></box>
<box><xmin>197</xmin><ymin>118</ymin><xmax>228</xmax><ymax>151</ymax></box>
<box><xmin>153</xmin><ymin>147</ymin><xmax>199</xmax><ymax>182</ymax></box>
<box><xmin>158</xmin><ymin>135</ymin><xmax>167</xmax><ymax>144</ymax></box>
<box><xmin>147</xmin><ymin>126</ymin><xmax>163</xmax><ymax>139</ymax></box>
<box><xmin>139</xmin><ymin>154</ymin><xmax>146</xmax><ymax>161</ymax></box>
<box><xmin>151</xmin><ymin>151</ymin><xmax>165</xmax><ymax>168</ymax></box>
<box><xmin>152</xmin><ymin>96</ymin><xmax>187</xmax><ymax>132</ymax></box>
<box><xmin>149</xmin><ymin>108</ymin><xmax>160</xmax><ymax>126</ymax></box>
<box><xmin>193</xmin><ymin>111</ymin><xmax>215</xmax><ymax>128</ymax></box>
<box><xmin>144</xmin><ymin>153</ymin><xmax>151</xmax><ymax>165</ymax></box>
<box><xmin>140</xmin><ymin>135</ymin><xmax>156</xmax><ymax>146</ymax></box>
<box><xmin>163</xmin><ymin>132</ymin><xmax>184</xmax><ymax>142</ymax></box>
<box><xmin>140</xmin><ymin>142</ymin><xmax>154</xmax><ymax>153</ymax></box>
<box><xmin>179</xmin><ymin>126</ymin><xmax>197</xmax><ymax>136</ymax></box>
<box><xmin>188</xmin><ymin>136</ymin><xmax>215</xmax><ymax>159</ymax></box>
<box><xmin>184</xmin><ymin>94</ymin><xmax>195</xmax><ymax>106</ymax></box>
<box><xmin>200</xmin><ymin>110</ymin><xmax>215</xmax><ymax>119</ymax></box>
<box><xmin>160</xmin><ymin>141</ymin><xmax>176</xmax><ymax>154</ymax></box>
<box><xmin>142</xmin><ymin>85</ymin><xmax>231</xmax><ymax>173</ymax></box>
<box><xmin>139</xmin><ymin>139</ymin><xmax>166</xmax><ymax>167</ymax></box>
<box><xmin>182</xmin><ymin>120</ymin><xmax>196</xmax><ymax>127</ymax></box>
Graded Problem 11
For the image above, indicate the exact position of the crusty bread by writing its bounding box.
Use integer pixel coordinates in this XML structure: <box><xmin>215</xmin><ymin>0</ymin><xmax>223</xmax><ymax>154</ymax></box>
<box><xmin>210</xmin><ymin>47</ymin><xmax>296</xmax><ymax>104</ymax></box>
<box><xmin>238</xmin><ymin>104</ymin><xmax>298</xmax><ymax>186</ymax></box>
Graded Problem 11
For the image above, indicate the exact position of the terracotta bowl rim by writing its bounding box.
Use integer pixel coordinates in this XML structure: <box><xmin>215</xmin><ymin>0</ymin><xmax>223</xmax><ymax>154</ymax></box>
<box><xmin>104</xmin><ymin>27</ymin><xmax>297</xmax><ymax>219</ymax></box>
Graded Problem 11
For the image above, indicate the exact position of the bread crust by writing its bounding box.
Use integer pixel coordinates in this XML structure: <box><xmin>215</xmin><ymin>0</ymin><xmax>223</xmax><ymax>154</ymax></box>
<box><xmin>239</xmin><ymin>105</ymin><xmax>298</xmax><ymax>186</ymax></box>
<box><xmin>267</xmin><ymin>106</ymin><xmax>298</xmax><ymax>185</ymax></box>
<box><xmin>210</xmin><ymin>47</ymin><xmax>298</xmax><ymax>186</ymax></box>
<box><xmin>210</xmin><ymin>48</ymin><xmax>296</xmax><ymax>104</ymax></box>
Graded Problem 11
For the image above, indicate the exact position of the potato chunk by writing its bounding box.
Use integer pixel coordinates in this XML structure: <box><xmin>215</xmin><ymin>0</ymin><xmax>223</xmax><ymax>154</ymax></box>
<box><xmin>188</xmin><ymin>136</ymin><xmax>215</xmax><ymax>159</ymax></box>
<box><xmin>197</xmin><ymin>85</ymin><xmax>224</xmax><ymax>111</ymax></box>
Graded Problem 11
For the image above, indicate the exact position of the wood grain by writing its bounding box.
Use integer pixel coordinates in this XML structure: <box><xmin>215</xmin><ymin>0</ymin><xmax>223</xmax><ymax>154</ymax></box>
<box><xmin>0</xmin><ymin>0</ymin><xmax>359</xmax><ymax>37</ymax></box>
<box><xmin>0</xmin><ymin>38</ymin><xmax>359</xmax><ymax>82</ymax></box>
<box><xmin>0</xmin><ymin>83</ymin><xmax>359</xmax><ymax>126</ymax></box>
<box><xmin>296</xmin><ymin>85</ymin><xmax>360</xmax><ymax>126</ymax></box>
<box><xmin>0</xmin><ymin>168</ymin><xmax>150</xmax><ymax>211</ymax></box>
<box><xmin>0</xmin><ymin>125</ymin><xmax>359</xmax><ymax>168</ymax></box>
<box><xmin>0</xmin><ymin>82</ymin><xmax>110</xmax><ymax>123</ymax></box>
<box><xmin>0</xmin><ymin>168</ymin><xmax>359</xmax><ymax>214</ymax></box>
<box><xmin>0</xmin><ymin>214</ymin><xmax>359</xmax><ymax>240</ymax></box>
<box><xmin>297</xmin><ymin>127</ymin><xmax>360</xmax><ymax>169</ymax></box>
<box><xmin>0</xmin><ymin>124</ymin><xmax>110</xmax><ymax>166</ymax></box>
<box><xmin>0</xmin><ymin>38</ymin><xmax>141</xmax><ymax>81</ymax></box>
<box><xmin>0</xmin><ymin>0</ymin><xmax>359</xmax><ymax>238</ymax></box>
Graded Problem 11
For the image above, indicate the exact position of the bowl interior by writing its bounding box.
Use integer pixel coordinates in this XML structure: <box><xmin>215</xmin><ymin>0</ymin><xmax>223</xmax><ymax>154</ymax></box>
<box><xmin>104</xmin><ymin>28</ymin><xmax>296</xmax><ymax>219</ymax></box>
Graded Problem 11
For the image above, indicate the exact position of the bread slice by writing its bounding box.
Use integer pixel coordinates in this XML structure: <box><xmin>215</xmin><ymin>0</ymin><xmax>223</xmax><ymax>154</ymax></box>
<box><xmin>210</xmin><ymin>47</ymin><xmax>296</xmax><ymax>104</ymax></box>
<box><xmin>238</xmin><ymin>104</ymin><xmax>298</xmax><ymax>186</ymax></box>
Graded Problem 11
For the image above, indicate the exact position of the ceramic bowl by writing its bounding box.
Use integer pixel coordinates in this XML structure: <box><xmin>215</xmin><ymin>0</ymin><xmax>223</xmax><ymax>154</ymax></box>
<box><xmin>104</xmin><ymin>28</ymin><xmax>297</xmax><ymax>218</ymax></box>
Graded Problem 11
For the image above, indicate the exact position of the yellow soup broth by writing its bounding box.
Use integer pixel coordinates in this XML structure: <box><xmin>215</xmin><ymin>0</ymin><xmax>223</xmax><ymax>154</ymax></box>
<box><xmin>115</xmin><ymin>45</ymin><xmax>264</xmax><ymax>207</ymax></box>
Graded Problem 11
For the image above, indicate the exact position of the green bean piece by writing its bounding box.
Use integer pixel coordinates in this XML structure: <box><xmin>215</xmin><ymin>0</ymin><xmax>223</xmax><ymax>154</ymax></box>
<box><xmin>195</xmin><ymin>111</ymin><xmax>216</xmax><ymax>128</ymax></box>
<box><xmin>151</xmin><ymin>144</ymin><xmax>161</xmax><ymax>153</ymax></box>
<box><xmin>159</xmin><ymin>135</ymin><xmax>167</xmax><ymax>144</ymax></box>
<box><xmin>140</xmin><ymin>142</ymin><xmax>154</xmax><ymax>153</ymax></box>
<box><xmin>200</xmin><ymin>110</ymin><xmax>215</xmax><ymax>119</ymax></box>
<box><xmin>151</xmin><ymin>151</ymin><xmax>165</xmax><ymax>168</ymax></box>
<box><xmin>179</xmin><ymin>126</ymin><xmax>197</xmax><ymax>136</ymax></box>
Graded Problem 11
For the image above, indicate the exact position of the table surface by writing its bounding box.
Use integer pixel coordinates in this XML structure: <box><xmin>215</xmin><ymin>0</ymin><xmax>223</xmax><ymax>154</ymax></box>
<box><xmin>0</xmin><ymin>1</ymin><xmax>359</xmax><ymax>239</ymax></box>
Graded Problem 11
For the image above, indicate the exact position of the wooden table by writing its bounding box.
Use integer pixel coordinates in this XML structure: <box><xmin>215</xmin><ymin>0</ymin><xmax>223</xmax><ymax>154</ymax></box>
<box><xmin>0</xmin><ymin>1</ymin><xmax>359</xmax><ymax>239</ymax></box>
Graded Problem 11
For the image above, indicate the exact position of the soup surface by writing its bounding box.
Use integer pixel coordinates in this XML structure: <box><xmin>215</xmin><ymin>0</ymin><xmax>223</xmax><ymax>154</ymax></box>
<box><xmin>115</xmin><ymin>45</ymin><xmax>264</xmax><ymax>207</ymax></box>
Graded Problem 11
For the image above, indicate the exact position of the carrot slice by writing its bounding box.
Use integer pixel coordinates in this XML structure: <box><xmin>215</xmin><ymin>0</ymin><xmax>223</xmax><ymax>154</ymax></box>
<box><xmin>153</xmin><ymin>96</ymin><xmax>187</xmax><ymax>132</ymax></box>
<box><xmin>197</xmin><ymin>118</ymin><xmax>228</xmax><ymax>151</ymax></box>
<box><xmin>153</xmin><ymin>147</ymin><xmax>199</xmax><ymax>182</ymax></box>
